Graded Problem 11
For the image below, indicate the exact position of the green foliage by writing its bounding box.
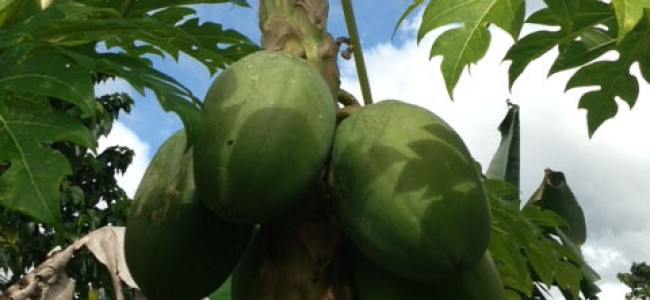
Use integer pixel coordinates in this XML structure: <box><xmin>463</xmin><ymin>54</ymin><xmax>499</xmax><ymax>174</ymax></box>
<box><xmin>486</xmin><ymin>102</ymin><xmax>520</xmax><ymax>191</ymax></box>
<box><xmin>618</xmin><ymin>262</ymin><xmax>650</xmax><ymax>300</ymax></box>
<box><xmin>504</xmin><ymin>0</ymin><xmax>650</xmax><ymax>136</ymax></box>
<box><xmin>0</xmin><ymin>0</ymin><xmax>258</xmax><ymax>224</ymax></box>
<box><xmin>485</xmin><ymin>179</ymin><xmax>598</xmax><ymax>299</ymax></box>
<box><xmin>485</xmin><ymin>106</ymin><xmax>599</xmax><ymax>299</ymax></box>
<box><xmin>398</xmin><ymin>0</ymin><xmax>525</xmax><ymax>96</ymax></box>
<box><xmin>0</xmin><ymin>99</ymin><xmax>95</xmax><ymax>224</ymax></box>
<box><xmin>0</xmin><ymin>91</ymin><xmax>134</xmax><ymax>298</ymax></box>
<box><xmin>400</xmin><ymin>0</ymin><xmax>650</xmax><ymax>136</ymax></box>
<box><xmin>612</xmin><ymin>0</ymin><xmax>650</xmax><ymax>40</ymax></box>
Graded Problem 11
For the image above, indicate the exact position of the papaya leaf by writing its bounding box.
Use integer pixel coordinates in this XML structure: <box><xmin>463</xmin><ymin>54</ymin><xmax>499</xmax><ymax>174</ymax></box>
<box><xmin>566</xmin><ymin>22</ymin><xmax>650</xmax><ymax>136</ymax></box>
<box><xmin>392</xmin><ymin>0</ymin><xmax>425</xmax><ymax>38</ymax></box>
<box><xmin>556</xmin><ymin>261</ymin><xmax>583</xmax><ymax>299</ymax></box>
<box><xmin>527</xmin><ymin>169</ymin><xmax>587</xmax><ymax>247</ymax></box>
<box><xmin>525</xmin><ymin>240</ymin><xmax>558</xmax><ymax>287</ymax></box>
<box><xmin>505</xmin><ymin>0</ymin><xmax>614</xmax><ymax>87</ymax></box>
<box><xmin>0</xmin><ymin>100</ymin><xmax>94</xmax><ymax>224</ymax></box>
<box><xmin>0</xmin><ymin>48</ymin><xmax>96</xmax><ymax>119</ymax></box>
<box><xmin>612</xmin><ymin>0</ymin><xmax>650</xmax><ymax>40</ymax></box>
<box><xmin>549</xmin><ymin>27</ymin><xmax>616</xmax><ymax>74</ymax></box>
<box><xmin>415</xmin><ymin>0</ymin><xmax>525</xmax><ymax>95</ymax></box>
<box><xmin>555</xmin><ymin>229</ymin><xmax>602</xmax><ymax>298</ymax></box>
<box><xmin>521</xmin><ymin>205</ymin><xmax>569</xmax><ymax>229</ymax></box>
<box><xmin>75</xmin><ymin>0</ymin><xmax>248</xmax><ymax>17</ymax></box>
<box><xmin>166</xmin><ymin>16</ymin><xmax>260</xmax><ymax>73</ymax></box>
<box><xmin>61</xmin><ymin>49</ymin><xmax>202</xmax><ymax>144</ymax></box>
<box><xmin>486</xmin><ymin>102</ymin><xmax>520</xmax><ymax>191</ymax></box>
<box><xmin>485</xmin><ymin>178</ymin><xmax>599</xmax><ymax>298</ymax></box>
<box><xmin>543</xmin><ymin>0</ymin><xmax>579</xmax><ymax>25</ymax></box>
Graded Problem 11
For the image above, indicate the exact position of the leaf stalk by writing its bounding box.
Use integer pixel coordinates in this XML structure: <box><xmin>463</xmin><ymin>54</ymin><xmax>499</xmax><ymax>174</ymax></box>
<box><xmin>340</xmin><ymin>0</ymin><xmax>372</xmax><ymax>105</ymax></box>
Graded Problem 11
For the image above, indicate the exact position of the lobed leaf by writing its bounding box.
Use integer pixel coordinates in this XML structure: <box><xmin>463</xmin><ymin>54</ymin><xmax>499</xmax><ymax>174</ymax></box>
<box><xmin>0</xmin><ymin>47</ymin><xmax>96</xmax><ymax>119</ymax></box>
<box><xmin>505</xmin><ymin>0</ymin><xmax>614</xmax><ymax>87</ymax></box>
<box><xmin>0</xmin><ymin>99</ymin><xmax>94</xmax><ymax>224</ymax></box>
<box><xmin>565</xmin><ymin>24</ymin><xmax>650</xmax><ymax>136</ymax></box>
<box><xmin>414</xmin><ymin>0</ymin><xmax>525</xmax><ymax>95</ymax></box>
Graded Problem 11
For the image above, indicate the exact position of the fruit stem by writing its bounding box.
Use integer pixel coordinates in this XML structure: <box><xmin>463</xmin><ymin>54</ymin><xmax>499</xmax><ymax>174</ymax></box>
<box><xmin>340</xmin><ymin>0</ymin><xmax>372</xmax><ymax>105</ymax></box>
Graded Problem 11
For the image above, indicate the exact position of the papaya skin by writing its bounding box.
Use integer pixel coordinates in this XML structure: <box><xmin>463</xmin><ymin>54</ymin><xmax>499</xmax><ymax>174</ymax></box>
<box><xmin>332</xmin><ymin>100</ymin><xmax>491</xmax><ymax>283</ymax></box>
<box><xmin>353</xmin><ymin>249</ymin><xmax>506</xmax><ymax>300</ymax></box>
<box><xmin>124</xmin><ymin>131</ymin><xmax>251</xmax><ymax>300</ymax></box>
<box><xmin>194</xmin><ymin>50</ymin><xmax>336</xmax><ymax>225</ymax></box>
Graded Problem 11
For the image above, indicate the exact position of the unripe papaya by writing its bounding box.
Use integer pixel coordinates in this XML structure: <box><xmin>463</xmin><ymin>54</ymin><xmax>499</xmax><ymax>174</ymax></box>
<box><xmin>353</xmin><ymin>249</ymin><xmax>506</xmax><ymax>300</ymax></box>
<box><xmin>332</xmin><ymin>100</ymin><xmax>491</xmax><ymax>282</ymax></box>
<box><xmin>124</xmin><ymin>131</ymin><xmax>251</xmax><ymax>300</ymax></box>
<box><xmin>194</xmin><ymin>50</ymin><xmax>336</xmax><ymax>225</ymax></box>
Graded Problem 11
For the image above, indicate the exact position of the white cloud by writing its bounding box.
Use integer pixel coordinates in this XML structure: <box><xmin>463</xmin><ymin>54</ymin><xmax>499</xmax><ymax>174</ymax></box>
<box><xmin>98</xmin><ymin>122</ymin><xmax>151</xmax><ymax>198</ymax></box>
<box><xmin>340</xmin><ymin>21</ymin><xmax>650</xmax><ymax>300</ymax></box>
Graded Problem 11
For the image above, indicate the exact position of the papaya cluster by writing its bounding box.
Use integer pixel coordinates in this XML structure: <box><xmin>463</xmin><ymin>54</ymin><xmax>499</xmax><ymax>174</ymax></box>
<box><xmin>124</xmin><ymin>51</ymin><xmax>504</xmax><ymax>300</ymax></box>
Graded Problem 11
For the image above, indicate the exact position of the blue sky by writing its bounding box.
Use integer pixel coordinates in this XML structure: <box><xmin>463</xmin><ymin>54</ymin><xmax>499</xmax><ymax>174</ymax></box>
<box><xmin>99</xmin><ymin>1</ymin><xmax>650</xmax><ymax>299</ymax></box>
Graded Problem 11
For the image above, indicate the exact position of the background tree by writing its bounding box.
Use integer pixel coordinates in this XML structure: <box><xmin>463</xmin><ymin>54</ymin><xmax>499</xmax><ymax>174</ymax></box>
<box><xmin>0</xmin><ymin>83</ymin><xmax>134</xmax><ymax>298</ymax></box>
<box><xmin>619</xmin><ymin>262</ymin><xmax>650</xmax><ymax>300</ymax></box>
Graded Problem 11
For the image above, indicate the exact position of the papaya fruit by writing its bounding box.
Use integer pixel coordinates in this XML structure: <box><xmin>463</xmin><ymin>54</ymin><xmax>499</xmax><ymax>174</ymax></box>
<box><xmin>332</xmin><ymin>100</ymin><xmax>491</xmax><ymax>283</ymax></box>
<box><xmin>194</xmin><ymin>50</ymin><xmax>336</xmax><ymax>225</ymax></box>
<box><xmin>353</xmin><ymin>249</ymin><xmax>506</xmax><ymax>300</ymax></box>
<box><xmin>124</xmin><ymin>131</ymin><xmax>251</xmax><ymax>300</ymax></box>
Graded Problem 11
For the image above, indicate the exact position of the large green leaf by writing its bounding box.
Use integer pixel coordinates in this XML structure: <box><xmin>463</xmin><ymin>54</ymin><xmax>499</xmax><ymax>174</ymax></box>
<box><xmin>61</xmin><ymin>48</ymin><xmax>203</xmax><ymax>143</ymax></box>
<box><xmin>151</xmin><ymin>7</ymin><xmax>260</xmax><ymax>74</ymax></box>
<box><xmin>612</xmin><ymin>0</ymin><xmax>650</xmax><ymax>40</ymax></box>
<box><xmin>506</xmin><ymin>0</ymin><xmax>614</xmax><ymax>87</ymax></box>
<box><xmin>76</xmin><ymin>0</ymin><xmax>248</xmax><ymax>17</ymax></box>
<box><xmin>485</xmin><ymin>177</ymin><xmax>597</xmax><ymax>299</ymax></box>
<box><xmin>0</xmin><ymin>48</ymin><xmax>96</xmax><ymax>119</ymax></box>
<box><xmin>401</xmin><ymin>0</ymin><xmax>525</xmax><ymax>95</ymax></box>
<box><xmin>0</xmin><ymin>99</ymin><xmax>94</xmax><ymax>224</ymax></box>
<box><xmin>566</xmin><ymin>22</ymin><xmax>650</xmax><ymax>136</ymax></box>
<box><xmin>486</xmin><ymin>102</ymin><xmax>520</xmax><ymax>190</ymax></box>
<box><xmin>504</xmin><ymin>0</ymin><xmax>650</xmax><ymax>135</ymax></box>
<box><xmin>527</xmin><ymin>169</ymin><xmax>587</xmax><ymax>247</ymax></box>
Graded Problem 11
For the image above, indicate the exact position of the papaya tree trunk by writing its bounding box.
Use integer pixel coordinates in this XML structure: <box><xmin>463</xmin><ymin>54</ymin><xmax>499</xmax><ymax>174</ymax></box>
<box><xmin>248</xmin><ymin>1</ymin><xmax>352</xmax><ymax>299</ymax></box>
<box><xmin>259</xmin><ymin>0</ymin><xmax>340</xmax><ymax>97</ymax></box>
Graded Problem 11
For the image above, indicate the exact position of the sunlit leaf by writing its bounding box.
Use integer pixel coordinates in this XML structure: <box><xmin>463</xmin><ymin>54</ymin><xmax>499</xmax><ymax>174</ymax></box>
<box><xmin>612</xmin><ymin>0</ymin><xmax>650</xmax><ymax>40</ymax></box>
<box><xmin>414</xmin><ymin>0</ymin><xmax>525</xmax><ymax>95</ymax></box>
<box><xmin>505</xmin><ymin>0</ymin><xmax>613</xmax><ymax>87</ymax></box>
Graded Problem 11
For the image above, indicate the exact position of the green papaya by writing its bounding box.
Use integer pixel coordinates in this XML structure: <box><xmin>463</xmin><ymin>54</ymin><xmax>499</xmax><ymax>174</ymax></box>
<box><xmin>527</xmin><ymin>169</ymin><xmax>587</xmax><ymax>246</ymax></box>
<box><xmin>332</xmin><ymin>100</ymin><xmax>491</xmax><ymax>283</ymax></box>
<box><xmin>353</xmin><ymin>249</ymin><xmax>506</xmax><ymax>300</ymax></box>
<box><xmin>194</xmin><ymin>50</ymin><xmax>336</xmax><ymax>225</ymax></box>
<box><xmin>124</xmin><ymin>131</ymin><xmax>251</xmax><ymax>300</ymax></box>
